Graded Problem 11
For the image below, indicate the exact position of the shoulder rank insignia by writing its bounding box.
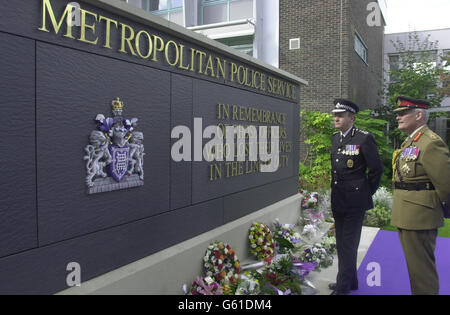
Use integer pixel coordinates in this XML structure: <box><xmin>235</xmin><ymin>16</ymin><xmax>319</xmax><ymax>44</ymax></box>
<box><xmin>356</xmin><ymin>128</ymin><xmax>369</xmax><ymax>135</ymax></box>
<box><xmin>413</xmin><ymin>131</ymin><xmax>423</xmax><ymax>142</ymax></box>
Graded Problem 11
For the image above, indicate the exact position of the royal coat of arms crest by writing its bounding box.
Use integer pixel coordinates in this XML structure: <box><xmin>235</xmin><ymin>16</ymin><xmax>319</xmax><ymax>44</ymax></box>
<box><xmin>84</xmin><ymin>97</ymin><xmax>145</xmax><ymax>194</ymax></box>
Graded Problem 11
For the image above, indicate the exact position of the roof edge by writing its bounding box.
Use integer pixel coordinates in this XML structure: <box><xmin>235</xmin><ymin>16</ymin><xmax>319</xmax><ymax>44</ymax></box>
<box><xmin>83</xmin><ymin>0</ymin><xmax>308</xmax><ymax>86</ymax></box>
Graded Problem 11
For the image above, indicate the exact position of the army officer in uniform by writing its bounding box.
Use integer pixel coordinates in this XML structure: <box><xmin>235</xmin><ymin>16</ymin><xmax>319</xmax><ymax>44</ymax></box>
<box><xmin>392</xmin><ymin>96</ymin><xmax>450</xmax><ymax>295</ymax></box>
<box><xmin>329</xmin><ymin>99</ymin><xmax>384</xmax><ymax>295</ymax></box>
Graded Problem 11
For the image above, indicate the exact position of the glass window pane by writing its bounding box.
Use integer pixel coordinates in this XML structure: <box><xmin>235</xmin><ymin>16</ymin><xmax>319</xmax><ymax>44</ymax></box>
<box><xmin>354</xmin><ymin>35</ymin><xmax>367</xmax><ymax>63</ymax></box>
<box><xmin>170</xmin><ymin>10</ymin><xmax>184</xmax><ymax>25</ymax></box>
<box><xmin>150</xmin><ymin>0</ymin><xmax>168</xmax><ymax>11</ymax></box>
<box><xmin>389</xmin><ymin>55</ymin><xmax>399</xmax><ymax>70</ymax></box>
<box><xmin>230</xmin><ymin>0</ymin><xmax>253</xmax><ymax>21</ymax></box>
<box><xmin>203</xmin><ymin>3</ymin><xmax>227</xmax><ymax>24</ymax></box>
<box><xmin>171</xmin><ymin>0</ymin><xmax>183</xmax><ymax>9</ymax></box>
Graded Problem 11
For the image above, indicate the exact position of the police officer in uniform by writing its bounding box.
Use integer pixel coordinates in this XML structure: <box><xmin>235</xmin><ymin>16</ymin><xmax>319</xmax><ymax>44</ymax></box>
<box><xmin>329</xmin><ymin>99</ymin><xmax>384</xmax><ymax>295</ymax></box>
<box><xmin>391</xmin><ymin>96</ymin><xmax>450</xmax><ymax>295</ymax></box>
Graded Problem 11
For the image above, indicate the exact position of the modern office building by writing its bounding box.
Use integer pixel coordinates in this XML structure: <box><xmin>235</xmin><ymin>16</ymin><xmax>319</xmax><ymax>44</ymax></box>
<box><xmin>122</xmin><ymin>0</ymin><xmax>387</xmax><ymax>113</ymax></box>
<box><xmin>385</xmin><ymin>28</ymin><xmax>450</xmax><ymax>145</ymax></box>
<box><xmin>279</xmin><ymin>0</ymin><xmax>386</xmax><ymax>112</ymax></box>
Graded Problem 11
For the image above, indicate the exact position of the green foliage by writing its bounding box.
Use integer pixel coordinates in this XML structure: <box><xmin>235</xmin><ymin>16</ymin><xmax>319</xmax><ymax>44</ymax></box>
<box><xmin>257</xmin><ymin>270</ymin><xmax>302</xmax><ymax>295</ymax></box>
<box><xmin>363</xmin><ymin>205</ymin><xmax>392</xmax><ymax>228</ymax></box>
<box><xmin>384</xmin><ymin>219</ymin><xmax>450</xmax><ymax>238</ymax></box>
<box><xmin>299</xmin><ymin>109</ymin><xmax>393</xmax><ymax>190</ymax></box>
<box><xmin>274</xmin><ymin>237</ymin><xmax>294</xmax><ymax>254</ymax></box>
<box><xmin>378</xmin><ymin>32</ymin><xmax>449</xmax><ymax>148</ymax></box>
<box><xmin>299</xmin><ymin>110</ymin><xmax>334</xmax><ymax>191</ymax></box>
<box><xmin>355</xmin><ymin>110</ymin><xmax>393</xmax><ymax>187</ymax></box>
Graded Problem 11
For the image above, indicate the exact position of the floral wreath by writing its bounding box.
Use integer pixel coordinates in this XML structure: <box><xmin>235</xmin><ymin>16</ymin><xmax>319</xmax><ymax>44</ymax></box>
<box><xmin>189</xmin><ymin>276</ymin><xmax>223</xmax><ymax>295</ymax></box>
<box><xmin>248</xmin><ymin>222</ymin><xmax>275</xmax><ymax>262</ymax></box>
<box><xmin>203</xmin><ymin>242</ymin><xmax>241</xmax><ymax>285</ymax></box>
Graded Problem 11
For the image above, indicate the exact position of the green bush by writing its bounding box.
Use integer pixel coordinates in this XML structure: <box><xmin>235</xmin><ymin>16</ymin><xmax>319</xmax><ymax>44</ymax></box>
<box><xmin>299</xmin><ymin>111</ymin><xmax>334</xmax><ymax>192</ymax></box>
<box><xmin>299</xmin><ymin>109</ymin><xmax>393</xmax><ymax>191</ymax></box>
<box><xmin>364</xmin><ymin>205</ymin><xmax>392</xmax><ymax>228</ymax></box>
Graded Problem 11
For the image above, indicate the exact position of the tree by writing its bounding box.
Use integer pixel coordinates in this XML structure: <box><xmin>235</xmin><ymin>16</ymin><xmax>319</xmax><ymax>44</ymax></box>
<box><xmin>299</xmin><ymin>110</ymin><xmax>392</xmax><ymax>191</ymax></box>
<box><xmin>378</xmin><ymin>32</ymin><xmax>447</xmax><ymax>148</ymax></box>
<box><xmin>440</xmin><ymin>52</ymin><xmax>450</xmax><ymax>96</ymax></box>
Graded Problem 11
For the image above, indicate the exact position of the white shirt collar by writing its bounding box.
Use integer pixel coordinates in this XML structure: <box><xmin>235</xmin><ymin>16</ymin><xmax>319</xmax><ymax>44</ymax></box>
<box><xmin>409</xmin><ymin>125</ymin><xmax>426</xmax><ymax>139</ymax></box>
<box><xmin>340</xmin><ymin>125</ymin><xmax>354</xmax><ymax>138</ymax></box>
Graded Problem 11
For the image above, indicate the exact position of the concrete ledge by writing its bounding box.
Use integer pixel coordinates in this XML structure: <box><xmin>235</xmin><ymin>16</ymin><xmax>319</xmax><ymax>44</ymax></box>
<box><xmin>58</xmin><ymin>194</ymin><xmax>301</xmax><ymax>295</ymax></box>
<box><xmin>83</xmin><ymin>0</ymin><xmax>308</xmax><ymax>86</ymax></box>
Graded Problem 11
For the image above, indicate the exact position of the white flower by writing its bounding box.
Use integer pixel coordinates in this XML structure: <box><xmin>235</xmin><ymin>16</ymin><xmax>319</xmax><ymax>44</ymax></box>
<box><xmin>251</xmin><ymin>244</ymin><xmax>257</xmax><ymax>248</ymax></box>
<box><xmin>204</xmin><ymin>276</ymin><xmax>214</xmax><ymax>285</ymax></box>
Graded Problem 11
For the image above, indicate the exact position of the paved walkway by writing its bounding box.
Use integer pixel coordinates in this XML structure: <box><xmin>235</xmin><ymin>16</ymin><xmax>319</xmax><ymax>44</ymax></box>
<box><xmin>305</xmin><ymin>226</ymin><xmax>380</xmax><ymax>295</ymax></box>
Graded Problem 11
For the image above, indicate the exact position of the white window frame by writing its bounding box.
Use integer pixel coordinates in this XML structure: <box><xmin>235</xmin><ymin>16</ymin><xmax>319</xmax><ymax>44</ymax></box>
<box><xmin>354</xmin><ymin>32</ymin><xmax>368</xmax><ymax>64</ymax></box>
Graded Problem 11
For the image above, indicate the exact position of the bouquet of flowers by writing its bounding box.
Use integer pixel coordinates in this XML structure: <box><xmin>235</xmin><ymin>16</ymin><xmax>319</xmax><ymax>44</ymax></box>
<box><xmin>299</xmin><ymin>190</ymin><xmax>333</xmax><ymax>244</ymax></box>
<box><xmin>272</xmin><ymin>219</ymin><xmax>302</xmax><ymax>254</ymax></box>
<box><xmin>248</xmin><ymin>222</ymin><xmax>275</xmax><ymax>262</ymax></box>
<box><xmin>204</xmin><ymin>242</ymin><xmax>241</xmax><ymax>286</ymax></box>
<box><xmin>321</xmin><ymin>235</ymin><xmax>337</xmax><ymax>255</ymax></box>
<box><xmin>299</xmin><ymin>243</ymin><xmax>333</xmax><ymax>270</ymax></box>
<box><xmin>291</xmin><ymin>257</ymin><xmax>318</xmax><ymax>282</ymax></box>
<box><xmin>300</xmin><ymin>224</ymin><xmax>322</xmax><ymax>244</ymax></box>
<box><xmin>300</xmin><ymin>191</ymin><xmax>323</xmax><ymax>226</ymax></box>
<box><xmin>259</xmin><ymin>255</ymin><xmax>302</xmax><ymax>295</ymax></box>
<box><xmin>188</xmin><ymin>276</ymin><xmax>223</xmax><ymax>295</ymax></box>
<box><xmin>235</xmin><ymin>272</ymin><xmax>260</xmax><ymax>295</ymax></box>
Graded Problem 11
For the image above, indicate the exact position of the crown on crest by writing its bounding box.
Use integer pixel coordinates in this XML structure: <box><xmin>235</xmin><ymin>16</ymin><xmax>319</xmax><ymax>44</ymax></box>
<box><xmin>111</xmin><ymin>97</ymin><xmax>124</xmax><ymax>111</ymax></box>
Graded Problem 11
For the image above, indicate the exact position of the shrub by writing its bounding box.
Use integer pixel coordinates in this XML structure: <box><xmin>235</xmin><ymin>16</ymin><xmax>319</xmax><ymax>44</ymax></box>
<box><xmin>364</xmin><ymin>205</ymin><xmax>392</xmax><ymax>228</ymax></box>
<box><xmin>372</xmin><ymin>186</ymin><xmax>393</xmax><ymax>210</ymax></box>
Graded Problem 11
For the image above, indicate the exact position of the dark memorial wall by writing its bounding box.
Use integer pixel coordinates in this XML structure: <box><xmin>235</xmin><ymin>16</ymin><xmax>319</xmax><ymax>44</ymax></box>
<box><xmin>0</xmin><ymin>0</ymin><xmax>302</xmax><ymax>294</ymax></box>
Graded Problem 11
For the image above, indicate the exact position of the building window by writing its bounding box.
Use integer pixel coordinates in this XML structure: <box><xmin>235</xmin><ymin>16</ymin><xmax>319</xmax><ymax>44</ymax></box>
<box><xmin>144</xmin><ymin>0</ymin><xmax>184</xmax><ymax>25</ymax></box>
<box><xmin>201</xmin><ymin>0</ymin><xmax>253</xmax><ymax>25</ymax></box>
<box><xmin>389</xmin><ymin>54</ymin><xmax>400</xmax><ymax>71</ymax></box>
<box><xmin>354</xmin><ymin>33</ymin><xmax>368</xmax><ymax>64</ymax></box>
<box><xmin>216</xmin><ymin>35</ymin><xmax>253</xmax><ymax>56</ymax></box>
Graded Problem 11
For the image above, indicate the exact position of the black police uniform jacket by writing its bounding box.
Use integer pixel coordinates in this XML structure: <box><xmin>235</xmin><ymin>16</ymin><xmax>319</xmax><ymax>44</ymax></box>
<box><xmin>331</xmin><ymin>127</ymin><xmax>384</xmax><ymax>213</ymax></box>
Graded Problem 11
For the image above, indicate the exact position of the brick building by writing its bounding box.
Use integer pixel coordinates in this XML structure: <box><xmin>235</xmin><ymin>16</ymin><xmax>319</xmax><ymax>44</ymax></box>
<box><xmin>122</xmin><ymin>0</ymin><xmax>385</xmax><ymax>111</ymax></box>
<box><xmin>280</xmin><ymin>0</ymin><xmax>386</xmax><ymax>113</ymax></box>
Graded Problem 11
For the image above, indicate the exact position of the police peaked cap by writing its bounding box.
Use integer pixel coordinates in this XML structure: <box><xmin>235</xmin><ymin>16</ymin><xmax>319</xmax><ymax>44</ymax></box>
<box><xmin>332</xmin><ymin>99</ymin><xmax>360</xmax><ymax>114</ymax></box>
<box><xmin>394</xmin><ymin>96</ymin><xmax>430</xmax><ymax>112</ymax></box>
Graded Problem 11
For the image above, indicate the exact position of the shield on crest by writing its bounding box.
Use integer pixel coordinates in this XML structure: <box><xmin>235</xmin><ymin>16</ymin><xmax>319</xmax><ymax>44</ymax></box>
<box><xmin>108</xmin><ymin>146</ymin><xmax>130</xmax><ymax>182</ymax></box>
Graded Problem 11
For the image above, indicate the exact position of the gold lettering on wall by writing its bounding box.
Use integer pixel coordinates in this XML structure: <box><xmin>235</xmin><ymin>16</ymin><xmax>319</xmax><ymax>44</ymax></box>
<box><xmin>37</xmin><ymin>0</ymin><xmax>297</xmax><ymax>99</ymax></box>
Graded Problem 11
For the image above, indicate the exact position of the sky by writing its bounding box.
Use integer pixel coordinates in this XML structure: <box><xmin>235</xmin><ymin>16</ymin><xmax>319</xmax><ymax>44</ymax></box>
<box><xmin>384</xmin><ymin>0</ymin><xmax>450</xmax><ymax>34</ymax></box>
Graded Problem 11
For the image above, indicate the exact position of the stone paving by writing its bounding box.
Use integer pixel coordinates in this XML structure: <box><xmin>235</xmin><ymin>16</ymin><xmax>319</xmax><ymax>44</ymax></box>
<box><xmin>304</xmin><ymin>226</ymin><xmax>380</xmax><ymax>295</ymax></box>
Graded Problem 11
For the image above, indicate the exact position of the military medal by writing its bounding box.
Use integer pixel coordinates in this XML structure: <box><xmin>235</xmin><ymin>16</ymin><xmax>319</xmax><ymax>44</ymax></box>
<box><xmin>344</xmin><ymin>145</ymin><xmax>360</xmax><ymax>156</ymax></box>
<box><xmin>347</xmin><ymin>159</ymin><xmax>354</xmax><ymax>168</ymax></box>
<box><xmin>401</xmin><ymin>163</ymin><xmax>411</xmax><ymax>175</ymax></box>
<box><xmin>402</xmin><ymin>146</ymin><xmax>420</xmax><ymax>161</ymax></box>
